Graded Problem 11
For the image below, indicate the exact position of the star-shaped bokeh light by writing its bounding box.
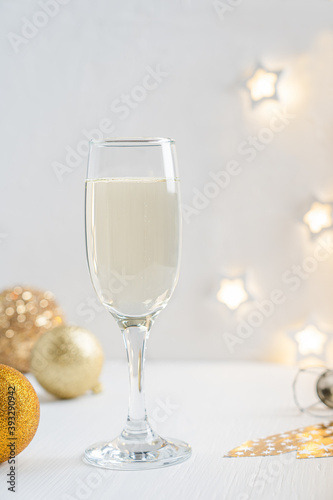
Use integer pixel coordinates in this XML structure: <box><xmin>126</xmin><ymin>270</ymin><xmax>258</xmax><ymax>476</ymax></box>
<box><xmin>295</xmin><ymin>325</ymin><xmax>327</xmax><ymax>356</ymax></box>
<box><xmin>246</xmin><ymin>68</ymin><xmax>279</xmax><ymax>102</ymax></box>
<box><xmin>303</xmin><ymin>202</ymin><xmax>333</xmax><ymax>234</ymax></box>
<box><xmin>217</xmin><ymin>278</ymin><xmax>248</xmax><ymax>310</ymax></box>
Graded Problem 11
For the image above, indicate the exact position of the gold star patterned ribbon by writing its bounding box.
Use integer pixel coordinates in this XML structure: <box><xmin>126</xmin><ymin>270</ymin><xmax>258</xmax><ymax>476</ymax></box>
<box><xmin>225</xmin><ymin>422</ymin><xmax>333</xmax><ymax>459</ymax></box>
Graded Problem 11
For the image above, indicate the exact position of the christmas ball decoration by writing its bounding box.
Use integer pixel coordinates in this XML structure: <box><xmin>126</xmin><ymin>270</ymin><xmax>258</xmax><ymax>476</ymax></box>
<box><xmin>0</xmin><ymin>286</ymin><xmax>64</xmax><ymax>373</ymax></box>
<box><xmin>0</xmin><ymin>364</ymin><xmax>40</xmax><ymax>463</ymax></box>
<box><xmin>31</xmin><ymin>325</ymin><xmax>104</xmax><ymax>399</ymax></box>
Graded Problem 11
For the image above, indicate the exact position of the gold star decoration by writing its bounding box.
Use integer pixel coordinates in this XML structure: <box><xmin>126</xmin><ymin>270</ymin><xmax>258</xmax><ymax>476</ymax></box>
<box><xmin>225</xmin><ymin>423</ymin><xmax>333</xmax><ymax>459</ymax></box>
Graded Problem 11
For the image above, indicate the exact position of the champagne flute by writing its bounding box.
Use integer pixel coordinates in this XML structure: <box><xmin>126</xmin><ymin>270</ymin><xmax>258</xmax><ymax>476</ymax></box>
<box><xmin>84</xmin><ymin>137</ymin><xmax>191</xmax><ymax>470</ymax></box>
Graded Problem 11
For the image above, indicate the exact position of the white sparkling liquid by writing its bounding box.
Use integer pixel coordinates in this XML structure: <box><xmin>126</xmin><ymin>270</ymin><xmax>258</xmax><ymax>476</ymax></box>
<box><xmin>85</xmin><ymin>178</ymin><xmax>181</xmax><ymax>318</ymax></box>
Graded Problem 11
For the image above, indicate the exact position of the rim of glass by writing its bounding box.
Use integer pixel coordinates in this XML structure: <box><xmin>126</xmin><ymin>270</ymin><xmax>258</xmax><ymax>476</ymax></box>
<box><xmin>90</xmin><ymin>137</ymin><xmax>175</xmax><ymax>147</ymax></box>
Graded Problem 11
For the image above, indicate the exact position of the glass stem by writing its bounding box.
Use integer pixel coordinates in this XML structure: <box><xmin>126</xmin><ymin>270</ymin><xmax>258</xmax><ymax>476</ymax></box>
<box><xmin>121</xmin><ymin>323</ymin><xmax>153</xmax><ymax>440</ymax></box>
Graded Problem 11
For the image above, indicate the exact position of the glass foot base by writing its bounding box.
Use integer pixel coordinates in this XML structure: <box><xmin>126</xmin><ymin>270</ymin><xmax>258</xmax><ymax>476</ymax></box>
<box><xmin>83</xmin><ymin>434</ymin><xmax>192</xmax><ymax>470</ymax></box>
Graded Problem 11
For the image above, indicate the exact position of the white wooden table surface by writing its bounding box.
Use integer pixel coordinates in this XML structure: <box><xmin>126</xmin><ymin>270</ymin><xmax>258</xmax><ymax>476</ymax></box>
<box><xmin>1</xmin><ymin>361</ymin><xmax>332</xmax><ymax>500</ymax></box>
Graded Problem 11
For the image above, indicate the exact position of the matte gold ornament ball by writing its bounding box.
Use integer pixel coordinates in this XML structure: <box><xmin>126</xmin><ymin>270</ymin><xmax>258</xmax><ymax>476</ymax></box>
<box><xmin>31</xmin><ymin>325</ymin><xmax>104</xmax><ymax>399</ymax></box>
<box><xmin>0</xmin><ymin>364</ymin><xmax>40</xmax><ymax>463</ymax></box>
<box><xmin>0</xmin><ymin>286</ymin><xmax>64</xmax><ymax>373</ymax></box>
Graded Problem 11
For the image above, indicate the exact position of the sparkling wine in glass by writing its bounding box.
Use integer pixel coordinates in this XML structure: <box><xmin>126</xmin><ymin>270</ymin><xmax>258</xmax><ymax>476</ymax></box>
<box><xmin>83</xmin><ymin>137</ymin><xmax>191</xmax><ymax>470</ymax></box>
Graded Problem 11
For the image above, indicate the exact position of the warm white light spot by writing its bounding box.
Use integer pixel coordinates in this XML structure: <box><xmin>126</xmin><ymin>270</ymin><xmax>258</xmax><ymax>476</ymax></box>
<box><xmin>295</xmin><ymin>326</ymin><xmax>327</xmax><ymax>355</ymax></box>
<box><xmin>35</xmin><ymin>315</ymin><xmax>47</xmax><ymax>327</ymax></box>
<box><xmin>22</xmin><ymin>291</ymin><xmax>32</xmax><ymax>301</ymax></box>
<box><xmin>246</xmin><ymin>68</ymin><xmax>278</xmax><ymax>102</ymax></box>
<box><xmin>303</xmin><ymin>202</ymin><xmax>332</xmax><ymax>234</ymax></box>
<box><xmin>217</xmin><ymin>279</ymin><xmax>248</xmax><ymax>310</ymax></box>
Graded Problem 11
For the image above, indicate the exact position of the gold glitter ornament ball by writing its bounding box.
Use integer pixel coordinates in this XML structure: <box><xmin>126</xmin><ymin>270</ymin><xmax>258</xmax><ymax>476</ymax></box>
<box><xmin>0</xmin><ymin>364</ymin><xmax>40</xmax><ymax>463</ymax></box>
<box><xmin>0</xmin><ymin>286</ymin><xmax>64</xmax><ymax>373</ymax></box>
<box><xmin>31</xmin><ymin>325</ymin><xmax>104</xmax><ymax>399</ymax></box>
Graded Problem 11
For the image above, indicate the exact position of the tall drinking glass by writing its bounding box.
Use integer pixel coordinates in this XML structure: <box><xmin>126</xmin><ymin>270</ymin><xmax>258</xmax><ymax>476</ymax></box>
<box><xmin>84</xmin><ymin>137</ymin><xmax>191</xmax><ymax>470</ymax></box>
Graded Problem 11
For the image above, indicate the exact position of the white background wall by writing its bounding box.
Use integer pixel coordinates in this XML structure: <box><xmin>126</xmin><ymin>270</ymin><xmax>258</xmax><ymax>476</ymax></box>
<box><xmin>1</xmin><ymin>0</ymin><xmax>333</xmax><ymax>363</ymax></box>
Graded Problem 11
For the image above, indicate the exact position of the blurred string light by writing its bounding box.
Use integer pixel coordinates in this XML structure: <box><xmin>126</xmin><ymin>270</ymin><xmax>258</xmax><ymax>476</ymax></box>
<box><xmin>303</xmin><ymin>202</ymin><xmax>333</xmax><ymax>234</ymax></box>
<box><xmin>294</xmin><ymin>325</ymin><xmax>327</xmax><ymax>356</ymax></box>
<box><xmin>246</xmin><ymin>66</ymin><xmax>281</xmax><ymax>103</ymax></box>
<box><xmin>217</xmin><ymin>278</ymin><xmax>248</xmax><ymax>310</ymax></box>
